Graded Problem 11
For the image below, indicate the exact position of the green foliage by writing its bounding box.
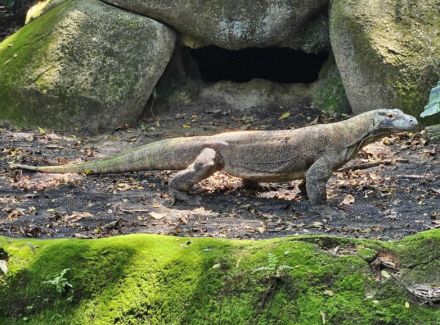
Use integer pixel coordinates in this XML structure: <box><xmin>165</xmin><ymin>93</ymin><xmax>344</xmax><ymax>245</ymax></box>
<box><xmin>0</xmin><ymin>1</ymin><xmax>69</xmax><ymax>126</ymax></box>
<box><xmin>420</xmin><ymin>81</ymin><xmax>440</xmax><ymax>118</ymax></box>
<box><xmin>43</xmin><ymin>268</ymin><xmax>73</xmax><ymax>294</ymax></box>
<box><xmin>252</xmin><ymin>252</ymin><xmax>293</xmax><ymax>278</ymax></box>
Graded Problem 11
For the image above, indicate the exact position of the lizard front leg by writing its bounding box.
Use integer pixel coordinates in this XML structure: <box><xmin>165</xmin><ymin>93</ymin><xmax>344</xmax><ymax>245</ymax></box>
<box><xmin>168</xmin><ymin>148</ymin><xmax>222</xmax><ymax>205</ymax></box>
<box><xmin>305</xmin><ymin>158</ymin><xmax>334</xmax><ymax>205</ymax></box>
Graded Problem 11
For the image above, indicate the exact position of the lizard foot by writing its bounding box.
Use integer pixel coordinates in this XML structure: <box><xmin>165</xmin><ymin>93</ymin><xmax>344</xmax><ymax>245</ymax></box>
<box><xmin>169</xmin><ymin>188</ymin><xmax>202</xmax><ymax>206</ymax></box>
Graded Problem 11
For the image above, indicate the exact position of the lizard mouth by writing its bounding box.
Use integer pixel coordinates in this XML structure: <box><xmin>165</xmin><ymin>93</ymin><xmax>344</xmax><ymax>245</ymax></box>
<box><xmin>378</xmin><ymin>116</ymin><xmax>419</xmax><ymax>133</ymax></box>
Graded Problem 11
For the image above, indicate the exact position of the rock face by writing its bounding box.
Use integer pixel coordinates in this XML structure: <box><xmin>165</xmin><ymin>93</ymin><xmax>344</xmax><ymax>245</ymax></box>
<box><xmin>198</xmin><ymin>79</ymin><xmax>313</xmax><ymax>111</ymax></box>
<box><xmin>0</xmin><ymin>0</ymin><xmax>175</xmax><ymax>133</ymax></box>
<box><xmin>101</xmin><ymin>0</ymin><xmax>329</xmax><ymax>50</ymax></box>
<box><xmin>330</xmin><ymin>0</ymin><xmax>440</xmax><ymax>121</ymax></box>
<box><xmin>311</xmin><ymin>55</ymin><xmax>351</xmax><ymax>114</ymax></box>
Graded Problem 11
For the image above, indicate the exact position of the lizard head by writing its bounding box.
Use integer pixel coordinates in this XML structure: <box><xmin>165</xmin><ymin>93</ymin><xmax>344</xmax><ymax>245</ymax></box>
<box><xmin>372</xmin><ymin>109</ymin><xmax>419</xmax><ymax>134</ymax></box>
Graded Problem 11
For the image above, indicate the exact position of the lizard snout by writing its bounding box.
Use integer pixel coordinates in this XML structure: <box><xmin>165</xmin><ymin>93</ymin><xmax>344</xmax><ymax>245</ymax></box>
<box><xmin>406</xmin><ymin>115</ymin><xmax>419</xmax><ymax>131</ymax></box>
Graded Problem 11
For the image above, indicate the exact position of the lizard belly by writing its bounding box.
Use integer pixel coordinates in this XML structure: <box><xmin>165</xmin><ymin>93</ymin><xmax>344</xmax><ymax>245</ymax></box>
<box><xmin>223</xmin><ymin>166</ymin><xmax>306</xmax><ymax>182</ymax></box>
<box><xmin>219</xmin><ymin>137</ymin><xmax>312</xmax><ymax>182</ymax></box>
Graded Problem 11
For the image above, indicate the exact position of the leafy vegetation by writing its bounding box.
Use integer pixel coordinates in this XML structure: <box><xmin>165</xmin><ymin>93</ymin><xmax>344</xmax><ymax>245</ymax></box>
<box><xmin>420</xmin><ymin>81</ymin><xmax>440</xmax><ymax>119</ymax></box>
<box><xmin>43</xmin><ymin>268</ymin><xmax>73</xmax><ymax>295</ymax></box>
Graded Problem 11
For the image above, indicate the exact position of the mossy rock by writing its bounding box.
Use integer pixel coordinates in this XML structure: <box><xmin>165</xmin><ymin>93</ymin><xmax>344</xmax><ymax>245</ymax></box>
<box><xmin>0</xmin><ymin>0</ymin><xmax>176</xmax><ymax>134</ymax></box>
<box><xmin>311</xmin><ymin>54</ymin><xmax>351</xmax><ymax>114</ymax></box>
<box><xmin>280</xmin><ymin>14</ymin><xmax>330</xmax><ymax>54</ymax></box>
<box><xmin>330</xmin><ymin>0</ymin><xmax>440</xmax><ymax>124</ymax></box>
<box><xmin>101</xmin><ymin>0</ymin><xmax>328</xmax><ymax>50</ymax></box>
<box><xmin>1</xmin><ymin>230</ymin><xmax>440</xmax><ymax>324</ymax></box>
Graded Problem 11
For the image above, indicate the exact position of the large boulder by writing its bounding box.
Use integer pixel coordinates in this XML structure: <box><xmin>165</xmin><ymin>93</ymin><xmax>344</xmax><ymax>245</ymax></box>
<box><xmin>0</xmin><ymin>0</ymin><xmax>176</xmax><ymax>133</ymax></box>
<box><xmin>330</xmin><ymin>0</ymin><xmax>440</xmax><ymax>122</ymax></box>
<box><xmin>101</xmin><ymin>0</ymin><xmax>329</xmax><ymax>50</ymax></box>
<box><xmin>311</xmin><ymin>54</ymin><xmax>351</xmax><ymax>114</ymax></box>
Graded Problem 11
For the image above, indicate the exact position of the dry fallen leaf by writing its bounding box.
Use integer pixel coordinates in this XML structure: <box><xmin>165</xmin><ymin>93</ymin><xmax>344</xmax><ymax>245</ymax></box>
<box><xmin>0</xmin><ymin>260</ymin><xmax>8</xmax><ymax>275</ymax></box>
<box><xmin>38</xmin><ymin>127</ymin><xmax>46</xmax><ymax>136</ymax></box>
<box><xmin>149</xmin><ymin>212</ymin><xmax>165</xmax><ymax>220</ymax></box>
<box><xmin>278</xmin><ymin>112</ymin><xmax>291</xmax><ymax>120</ymax></box>
<box><xmin>13</xmin><ymin>173</ymin><xmax>82</xmax><ymax>191</ymax></box>
<box><xmin>312</xmin><ymin>221</ymin><xmax>324</xmax><ymax>228</ymax></box>
<box><xmin>0</xmin><ymin>197</ymin><xmax>19</xmax><ymax>204</ymax></box>
<box><xmin>257</xmin><ymin>226</ymin><xmax>266</xmax><ymax>234</ymax></box>
<box><xmin>64</xmin><ymin>211</ymin><xmax>93</xmax><ymax>224</ymax></box>
<box><xmin>73</xmin><ymin>233</ymin><xmax>90</xmax><ymax>239</ymax></box>
<box><xmin>324</xmin><ymin>290</ymin><xmax>334</xmax><ymax>297</ymax></box>
<box><xmin>381</xmin><ymin>270</ymin><xmax>391</xmax><ymax>279</ymax></box>
<box><xmin>7</xmin><ymin>208</ymin><xmax>25</xmax><ymax>221</ymax></box>
<box><xmin>341</xmin><ymin>194</ymin><xmax>355</xmax><ymax>205</ymax></box>
<box><xmin>320</xmin><ymin>311</ymin><xmax>326</xmax><ymax>325</ymax></box>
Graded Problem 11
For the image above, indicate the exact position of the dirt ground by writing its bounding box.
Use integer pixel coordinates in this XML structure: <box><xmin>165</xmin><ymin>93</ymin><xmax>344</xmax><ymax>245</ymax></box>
<box><xmin>1</xmin><ymin>103</ymin><xmax>439</xmax><ymax>240</ymax></box>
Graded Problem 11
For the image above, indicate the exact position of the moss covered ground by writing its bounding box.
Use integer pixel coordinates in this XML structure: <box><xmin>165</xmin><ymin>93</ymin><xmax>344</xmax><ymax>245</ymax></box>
<box><xmin>0</xmin><ymin>230</ymin><xmax>439</xmax><ymax>324</ymax></box>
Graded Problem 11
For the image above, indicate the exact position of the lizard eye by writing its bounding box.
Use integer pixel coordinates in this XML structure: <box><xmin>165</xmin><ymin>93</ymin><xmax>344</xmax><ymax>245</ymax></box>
<box><xmin>386</xmin><ymin>112</ymin><xmax>396</xmax><ymax>119</ymax></box>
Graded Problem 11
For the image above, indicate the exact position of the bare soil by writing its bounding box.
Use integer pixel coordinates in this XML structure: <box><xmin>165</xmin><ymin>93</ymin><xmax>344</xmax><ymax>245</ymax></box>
<box><xmin>1</xmin><ymin>104</ymin><xmax>439</xmax><ymax>240</ymax></box>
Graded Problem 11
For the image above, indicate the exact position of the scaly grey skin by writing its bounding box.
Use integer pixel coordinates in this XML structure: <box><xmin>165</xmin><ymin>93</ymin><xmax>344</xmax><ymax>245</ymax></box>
<box><xmin>10</xmin><ymin>109</ymin><xmax>418</xmax><ymax>205</ymax></box>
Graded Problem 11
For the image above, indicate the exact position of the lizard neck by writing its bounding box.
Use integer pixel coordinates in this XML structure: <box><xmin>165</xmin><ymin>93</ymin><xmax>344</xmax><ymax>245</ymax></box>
<box><xmin>337</xmin><ymin>112</ymin><xmax>385</xmax><ymax>157</ymax></box>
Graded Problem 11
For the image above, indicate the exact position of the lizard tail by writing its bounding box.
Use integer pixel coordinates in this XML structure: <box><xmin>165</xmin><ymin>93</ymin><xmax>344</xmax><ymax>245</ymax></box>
<box><xmin>9</xmin><ymin>137</ymin><xmax>222</xmax><ymax>174</ymax></box>
<box><xmin>9</xmin><ymin>154</ymin><xmax>131</xmax><ymax>174</ymax></box>
<box><xmin>10</xmin><ymin>162</ymin><xmax>100</xmax><ymax>174</ymax></box>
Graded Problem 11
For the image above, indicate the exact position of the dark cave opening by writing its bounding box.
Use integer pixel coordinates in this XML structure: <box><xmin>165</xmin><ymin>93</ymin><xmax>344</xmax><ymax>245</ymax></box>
<box><xmin>188</xmin><ymin>46</ymin><xmax>329</xmax><ymax>84</ymax></box>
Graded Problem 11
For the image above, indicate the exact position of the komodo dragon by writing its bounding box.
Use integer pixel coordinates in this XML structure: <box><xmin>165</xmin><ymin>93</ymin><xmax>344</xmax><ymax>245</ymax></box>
<box><xmin>10</xmin><ymin>109</ymin><xmax>418</xmax><ymax>205</ymax></box>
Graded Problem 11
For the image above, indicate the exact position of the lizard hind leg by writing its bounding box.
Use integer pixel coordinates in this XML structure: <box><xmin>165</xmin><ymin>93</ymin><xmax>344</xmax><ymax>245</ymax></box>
<box><xmin>168</xmin><ymin>148</ymin><xmax>222</xmax><ymax>205</ymax></box>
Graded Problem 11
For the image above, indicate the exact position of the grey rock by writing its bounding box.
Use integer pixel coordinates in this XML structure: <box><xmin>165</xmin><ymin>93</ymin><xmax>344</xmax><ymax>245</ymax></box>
<box><xmin>330</xmin><ymin>0</ymin><xmax>440</xmax><ymax>122</ymax></box>
<box><xmin>311</xmin><ymin>54</ymin><xmax>351</xmax><ymax>114</ymax></box>
<box><xmin>0</xmin><ymin>0</ymin><xmax>176</xmax><ymax>133</ymax></box>
<box><xmin>101</xmin><ymin>0</ymin><xmax>329</xmax><ymax>50</ymax></box>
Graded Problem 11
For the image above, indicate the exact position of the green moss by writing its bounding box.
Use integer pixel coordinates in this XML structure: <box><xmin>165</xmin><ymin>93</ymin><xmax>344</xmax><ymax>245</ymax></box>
<box><xmin>0</xmin><ymin>0</ymin><xmax>72</xmax><ymax>126</ymax></box>
<box><xmin>330</xmin><ymin>0</ymin><xmax>440</xmax><ymax>124</ymax></box>
<box><xmin>1</xmin><ymin>231</ymin><xmax>440</xmax><ymax>324</ymax></box>
<box><xmin>0</xmin><ymin>0</ymin><xmax>176</xmax><ymax>133</ymax></box>
<box><xmin>312</xmin><ymin>55</ymin><xmax>351</xmax><ymax>114</ymax></box>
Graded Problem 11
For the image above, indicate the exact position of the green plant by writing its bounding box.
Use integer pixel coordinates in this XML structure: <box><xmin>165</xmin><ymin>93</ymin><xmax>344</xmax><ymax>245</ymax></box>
<box><xmin>253</xmin><ymin>252</ymin><xmax>293</xmax><ymax>278</ymax></box>
<box><xmin>252</xmin><ymin>252</ymin><xmax>294</xmax><ymax>310</ymax></box>
<box><xmin>43</xmin><ymin>268</ymin><xmax>73</xmax><ymax>294</ymax></box>
<box><xmin>420</xmin><ymin>81</ymin><xmax>440</xmax><ymax>118</ymax></box>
